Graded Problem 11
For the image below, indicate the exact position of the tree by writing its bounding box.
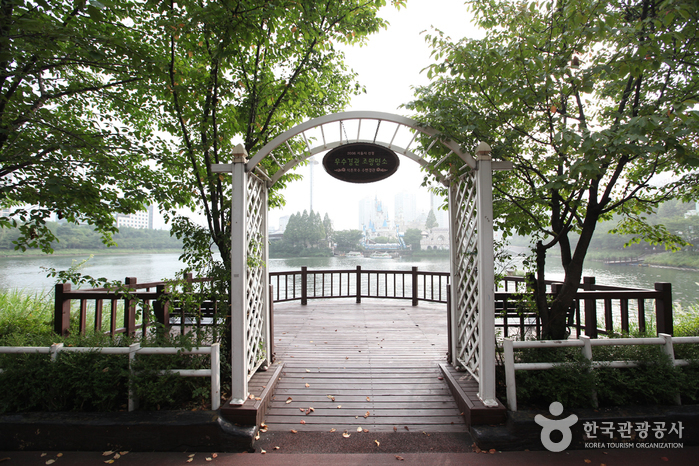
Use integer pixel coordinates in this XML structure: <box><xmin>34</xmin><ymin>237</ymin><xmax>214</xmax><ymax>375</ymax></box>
<box><xmin>0</xmin><ymin>0</ymin><xmax>165</xmax><ymax>252</ymax></box>
<box><xmin>131</xmin><ymin>0</ymin><xmax>396</xmax><ymax>275</ymax></box>
<box><xmin>323</xmin><ymin>213</ymin><xmax>334</xmax><ymax>241</ymax></box>
<box><xmin>425</xmin><ymin>209</ymin><xmax>438</xmax><ymax>230</ymax></box>
<box><xmin>403</xmin><ymin>228</ymin><xmax>422</xmax><ymax>251</ymax></box>
<box><xmin>409</xmin><ymin>0</ymin><xmax>699</xmax><ymax>339</ymax></box>
<box><xmin>333</xmin><ymin>229</ymin><xmax>364</xmax><ymax>251</ymax></box>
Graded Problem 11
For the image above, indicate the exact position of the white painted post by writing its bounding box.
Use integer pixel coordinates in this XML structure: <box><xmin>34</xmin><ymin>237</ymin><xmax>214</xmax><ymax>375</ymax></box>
<box><xmin>213</xmin><ymin>145</ymin><xmax>250</xmax><ymax>406</ymax></box>
<box><xmin>210</xmin><ymin>343</ymin><xmax>221</xmax><ymax>410</ymax></box>
<box><xmin>659</xmin><ymin>333</ymin><xmax>681</xmax><ymax>405</ymax></box>
<box><xmin>230</xmin><ymin>145</ymin><xmax>248</xmax><ymax>405</ymax></box>
<box><xmin>261</xmin><ymin>184</ymin><xmax>272</xmax><ymax>369</ymax></box>
<box><xmin>503</xmin><ymin>339</ymin><xmax>517</xmax><ymax>412</ymax></box>
<box><xmin>128</xmin><ymin>342</ymin><xmax>140</xmax><ymax>412</ymax></box>
<box><xmin>580</xmin><ymin>335</ymin><xmax>598</xmax><ymax>408</ymax></box>
<box><xmin>447</xmin><ymin>182</ymin><xmax>460</xmax><ymax>368</ymax></box>
<box><xmin>475</xmin><ymin>142</ymin><xmax>498</xmax><ymax>407</ymax></box>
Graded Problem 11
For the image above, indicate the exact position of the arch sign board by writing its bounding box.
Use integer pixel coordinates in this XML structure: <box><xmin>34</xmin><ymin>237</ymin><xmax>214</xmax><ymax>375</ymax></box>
<box><xmin>322</xmin><ymin>142</ymin><xmax>399</xmax><ymax>183</ymax></box>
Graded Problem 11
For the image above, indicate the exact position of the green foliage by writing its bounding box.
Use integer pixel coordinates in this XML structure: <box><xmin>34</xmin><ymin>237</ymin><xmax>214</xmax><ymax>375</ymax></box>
<box><xmin>408</xmin><ymin>0</ymin><xmax>699</xmax><ymax>339</ymax></box>
<box><xmin>403</xmin><ymin>228</ymin><xmax>423</xmax><ymax>251</ymax></box>
<box><xmin>504</xmin><ymin>338</ymin><xmax>699</xmax><ymax>409</ymax></box>
<box><xmin>0</xmin><ymin>0</ymin><xmax>165</xmax><ymax>253</ymax></box>
<box><xmin>513</xmin><ymin>348</ymin><xmax>595</xmax><ymax>409</ymax></box>
<box><xmin>0</xmin><ymin>290</ymin><xmax>54</xmax><ymax>338</ymax></box>
<box><xmin>282</xmin><ymin>210</ymin><xmax>327</xmax><ymax>249</ymax></box>
<box><xmin>593</xmin><ymin>345</ymin><xmax>683</xmax><ymax>407</ymax></box>
<box><xmin>332</xmin><ymin>229</ymin><xmax>364</xmax><ymax>252</ymax></box>
<box><xmin>0</xmin><ymin>223</ymin><xmax>181</xmax><ymax>252</ymax></box>
<box><xmin>425</xmin><ymin>209</ymin><xmax>438</xmax><ymax>230</ymax></box>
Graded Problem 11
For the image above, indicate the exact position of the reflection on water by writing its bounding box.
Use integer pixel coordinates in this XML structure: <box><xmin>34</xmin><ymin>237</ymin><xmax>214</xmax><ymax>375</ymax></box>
<box><xmin>1</xmin><ymin>252</ymin><xmax>699</xmax><ymax>306</ymax></box>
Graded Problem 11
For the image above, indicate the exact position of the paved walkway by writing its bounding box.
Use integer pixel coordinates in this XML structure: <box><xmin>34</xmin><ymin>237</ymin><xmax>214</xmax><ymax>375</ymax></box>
<box><xmin>1</xmin><ymin>448</ymin><xmax>696</xmax><ymax>465</ymax></box>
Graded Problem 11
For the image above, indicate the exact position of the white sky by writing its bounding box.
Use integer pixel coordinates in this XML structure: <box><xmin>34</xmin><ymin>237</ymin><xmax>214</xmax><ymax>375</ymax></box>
<box><xmin>266</xmin><ymin>0</ymin><xmax>483</xmax><ymax>231</ymax></box>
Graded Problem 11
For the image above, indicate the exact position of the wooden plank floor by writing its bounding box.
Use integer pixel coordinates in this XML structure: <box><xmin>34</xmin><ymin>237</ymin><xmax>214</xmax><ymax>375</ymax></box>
<box><xmin>265</xmin><ymin>299</ymin><xmax>467</xmax><ymax>433</ymax></box>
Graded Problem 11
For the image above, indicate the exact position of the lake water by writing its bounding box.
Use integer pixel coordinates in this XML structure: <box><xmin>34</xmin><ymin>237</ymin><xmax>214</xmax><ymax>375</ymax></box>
<box><xmin>1</xmin><ymin>251</ymin><xmax>699</xmax><ymax>307</ymax></box>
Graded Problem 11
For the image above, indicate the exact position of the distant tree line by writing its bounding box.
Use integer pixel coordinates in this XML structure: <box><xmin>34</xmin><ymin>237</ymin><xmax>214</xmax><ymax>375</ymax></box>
<box><xmin>0</xmin><ymin>222</ymin><xmax>181</xmax><ymax>252</ymax></box>
<box><xmin>270</xmin><ymin>210</ymin><xmax>333</xmax><ymax>257</ymax></box>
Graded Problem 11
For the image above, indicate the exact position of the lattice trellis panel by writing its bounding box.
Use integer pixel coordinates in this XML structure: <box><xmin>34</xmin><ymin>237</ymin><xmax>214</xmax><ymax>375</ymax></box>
<box><xmin>450</xmin><ymin>171</ymin><xmax>481</xmax><ymax>380</ymax></box>
<box><xmin>245</xmin><ymin>173</ymin><xmax>267</xmax><ymax>379</ymax></box>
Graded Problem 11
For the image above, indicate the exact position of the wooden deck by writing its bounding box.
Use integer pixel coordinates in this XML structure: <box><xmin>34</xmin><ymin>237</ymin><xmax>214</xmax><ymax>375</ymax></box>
<box><xmin>261</xmin><ymin>299</ymin><xmax>490</xmax><ymax>433</ymax></box>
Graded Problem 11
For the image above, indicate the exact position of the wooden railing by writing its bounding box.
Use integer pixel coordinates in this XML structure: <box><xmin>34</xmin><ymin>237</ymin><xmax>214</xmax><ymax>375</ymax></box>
<box><xmin>53</xmin><ymin>270</ymin><xmax>673</xmax><ymax>339</ymax></box>
<box><xmin>494</xmin><ymin>276</ymin><xmax>673</xmax><ymax>339</ymax></box>
<box><xmin>54</xmin><ymin>274</ymin><xmax>218</xmax><ymax>338</ymax></box>
<box><xmin>269</xmin><ymin>266</ymin><xmax>450</xmax><ymax>306</ymax></box>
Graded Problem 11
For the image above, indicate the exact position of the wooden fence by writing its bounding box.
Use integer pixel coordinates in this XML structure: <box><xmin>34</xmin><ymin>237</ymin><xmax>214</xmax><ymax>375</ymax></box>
<box><xmin>53</xmin><ymin>269</ymin><xmax>673</xmax><ymax>339</ymax></box>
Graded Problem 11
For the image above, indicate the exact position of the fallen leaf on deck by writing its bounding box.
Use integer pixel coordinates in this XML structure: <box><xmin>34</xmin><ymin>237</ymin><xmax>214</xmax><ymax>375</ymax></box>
<box><xmin>114</xmin><ymin>453</ymin><xmax>121</xmax><ymax>459</ymax></box>
<box><xmin>584</xmin><ymin>460</ymin><xmax>591</xmax><ymax>464</ymax></box>
<box><xmin>327</xmin><ymin>395</ymin><xmax>335</xmax><ymax>401</ymax></box>
<box><xmin>337</xmin><ymin>405</ymin><xmax>342</xmax><ymax>409</ymax></box>
<box><xmin>120</xmin><ymin>452</ymin><xmax>129</xmax><ymax>456</ymax></box>
<box><xmin>248</xmin><ymin>394</ymin><xmax>255</xmax><ymax>400</ymax></box>
<box><xmin>375</xmin><ymin>440</ymin><xmax>380</xmax><ymax>446</ymax></box>
<box><xmin>56</xmin><ymin>454</ymin><xmax>62</xmax><ymax>458</ymax></box>
<box><xmin>364</xmin><ymin>411</ymin><xmax>370</xmax><ymax>418</ymax></box>
<box><xmin>103</xmin><ymin>461</ymin><xmax>114</xmax><ymax>465</ymax></box>
<box><xmin>305</xmin><ymin>383</ymin><xmax>310</xmax><ymax>388</ymax></box>
<box><xmin>206</xmin><ymin>457</ymin><xmax>213</xmax><ymax>461</ymax></box>
<box><xmin>404</xmin><ymin>426</ymin><xmax>409</xmax><ymax>431</ymax></box>
<box><xmin>188</xmin><ymin>454</ymin><xmax>196</xmax><ymax>458</ymax></box>
<box><xmin>357</xmin><ymin>427</ymin><xmax>363</xmax><ymax>432</ymax></box>
<box><xmin>286</xmin><ymin>397</ymin><xmax>293</xmax><ymax>404</ymax></box>
<box><xmin>396</xmin><ymin>456</ymin><xmax>404</xmax><ymax>461</ymax></box>
<box><xmin>489</xmin><ymin>449</ymin><xmax>496</xmax><ymax>454</ymax></box>
<box><xmin>343</xmin><ymin>432</ymin><xmax>351</xmax><ymax>438</ymax></box>
<box><xmin>290</xmin><ymin>429</ymin><xmax>298</xmax><ymax>434</ymax></box>
<box><xmin>41</xmin><ymin>454</ymin><xmax>47</xmax><ymax>458</ymax></box>
<box><xmin>274</xmin><ymin>447</ymin><xmax>280</xmax><ymax>450</ymax></box>
<box><xmin>299</xmin><ymin>408</ymin><xmax>305</xmax><ymax>412</ymax></box>
<box><xmin>254</xmin><ymin>432</ymin><xmax>260</xmax><ymax>441</ymax></box>
<box><xmin>46</xmin><ymin>461</ymin><xmax>55</xmax><ymax>466</ymax></box>
<box><xmin>186</xmin><ymin>459</ymin><xmax>193</xmax><ymax>464</ymax></box>
<box><xmin>366</xmin><ymin>397</ymin><xmax>371</xmax><ymax>401</ymax></box>
<box><xmin>212</xmin><ymin>453</ymin><xmax>218</xmax><ymax>458</ymax></box>
<box><xmin>255</xmin><ymin>397</ymin><xmax>262</xmax><ymax>401</ymax></box>
<box><xmin>363</xmin><ymin>429</ymin><xmax>369</xmax><ymax>433</ymax></box>
<box><xmin>393</xmin><ymin>426</ymin><xmax>398</xmax><ymax>432</ymax></box>
<box><xmin>306</xmin><ymin>369</ymin><xmax>310</xmax><ymax>372</ymax></box>
<box><xmin>300</xmin><ymin>420</ymin><xmax>306</xmax><ymax>424</ymax></box>
<box><xmin>330</xmin><ymin>428</ymin><xmax>336</xmax><ymax>432</ymax></box>
<box><xmin>102</xmin><ymin>451</ymin><xmax>115</xmax><ymax>457</ymax></box>
<box><xmin>260</xmin><ymin>450</ymin><xmax>266</xmax><ymax>455</ymax></box>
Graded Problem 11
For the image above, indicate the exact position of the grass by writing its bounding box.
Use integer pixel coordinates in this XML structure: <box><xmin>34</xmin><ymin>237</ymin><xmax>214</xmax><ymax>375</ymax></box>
<box><xmin>0</xmin><ymin>289</ymin><xmax>54</xmax><ymax>338</ymax></box>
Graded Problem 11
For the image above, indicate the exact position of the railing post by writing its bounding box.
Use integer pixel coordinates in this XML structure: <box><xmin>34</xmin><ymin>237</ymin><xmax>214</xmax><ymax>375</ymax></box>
<box><xmin>124</xmin><ymin>277</ymin><xmax>137</xmax><ymax>337</ymax></box>
<box><xmin>581</xmin><ymin>277</ymin><xmax>598</xmax><ymax>338</ymax></box>
<box><xmin>655</xmin><ymin>283</ymin><xmax>673</xmax><ymax>336</ymax></box>
<box><xmin>301</xmin><ymin>266</ymin><xmax>308</xmax><ymax>306</ymax></box>
<box><xmin>356</xmin><ymin>266</ymin><xmax>362</xmax><ymax>304</ymax></box>
<box><xmin>153</xmin><ymin>284</ymin><xmax>170</xmax><ymax>337</ymax></box>
<box><xmin>411</xmin><ymin>266</ymin><xmax>418</xmax><ymax>306</ymax></box>
<box><xmin>54</xmin><ymin>283</ymin><xmax>71</xmax><ymax>337</ymax></box>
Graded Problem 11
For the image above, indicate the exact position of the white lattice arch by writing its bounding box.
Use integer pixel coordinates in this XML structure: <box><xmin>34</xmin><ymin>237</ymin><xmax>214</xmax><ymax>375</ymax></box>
<box><xmin>246</xmin><ymin>111</ymin><xmax>477</xmax><ymax>187</ymax></box>
<box><xmin>214</xmin><ymin>111</ymin><xmax>503</xmax><ymax>408</ymax></box>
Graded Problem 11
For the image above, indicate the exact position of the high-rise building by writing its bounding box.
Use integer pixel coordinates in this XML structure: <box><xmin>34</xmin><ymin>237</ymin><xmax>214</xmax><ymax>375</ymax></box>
<box><xmin>115</xmin><ymin>205</ymin><xmax>154</xmax><ymax>230</ymax></box>
<box><xmin>394</xmin><ymin>191</ymin><xmax>417</xmax><ymax>229</ymax></box>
